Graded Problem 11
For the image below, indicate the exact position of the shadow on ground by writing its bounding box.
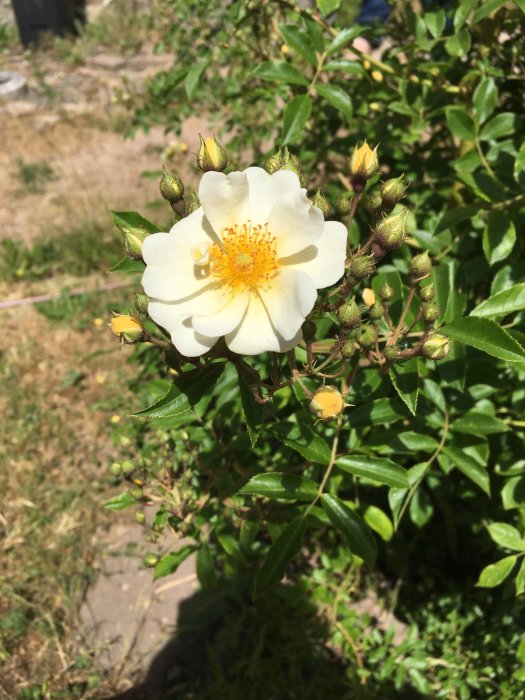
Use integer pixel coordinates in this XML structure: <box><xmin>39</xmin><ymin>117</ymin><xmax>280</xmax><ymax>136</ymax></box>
<box><xmin>108</xmin><ymin>576</ymin><xmax>422</xmax><ymax>700</ymax></box>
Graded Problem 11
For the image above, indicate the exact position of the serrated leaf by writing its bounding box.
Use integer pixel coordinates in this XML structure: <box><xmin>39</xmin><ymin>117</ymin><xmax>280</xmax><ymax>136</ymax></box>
<box><xmin>279</xmin><ymin>24</ymin><xmax>317</xmax><ymax>66</ymax></box>
<box><xmin>471</xmin><ymin>283</ymin><xmax>525</xmax><ymax>318</ymax></box>
<box><xmin>446</xmin><ymin>107</ymin><xmax>476</xmax><ymax>140</ymax></box>
<box><xmin>473</xmin><ymin>76</ymin><xmax>498</xmax><ymax>124</ymax></box>
<box><xmin>268</xmin><ymin>423</ymin><xmax>331</xmax><ymax>463</ymax></box>
<box><xmin>321</xmin><ymin>494</ymin><xmax>377</xmax><ymax>565</ymax></box>
<box><xmin>451</xmin><ymin>411</ymin><xmax>509</xmax><ymax>436</ymax></box>
<box><xmin>237</xmin><ymin>372</ymin><xmax>264</xmax><ymax>447</ymax></box>
<box><xmin>425</xmin><ymin>9</ymin><xmax>446</xmax><ymax>38</ymax></box>
<box><xmin>336</xmin><ymin>455</ymin><xmax>409</xmax><ymax>489</ymax></box>
<box><xmin>316</xmin><ymin>83</ymin><xmax>353</xmax><ymax>123</ymax></box>
<box><xmin>104</xmin><ymin>492</ymin><xmax>136</xmax><ymax>511</ymax></box>
<box><xmin>238</xmin><ymin>473</ymin><xmax>318</xmax><ymax>501</ymax></box>
<box><xmin>134</xmin><ymin>363</ymin><xmax>225</xmax><ymax>418</ymax></box>
<box><xmin>476</xmin><ymin>555</ymin><xmax>517</xmax><ymax>587</ymax></box>
<box><xmin>444</xmin><ymin>28</ymin><xmax>471</xmax><ymax>57</ymax></box>
<box><xmin>282</xmin><ymin>94</ymin><xmax>312</xmax><ymax>145</ymax></box>
<box><xmin>482</xmin><ymin>212</ymin><xmax>516</xmax><ymax>265</ymax></box>
<box><xmin>487</xmin><ymin>522</ymin><xmax>525</xmax><ymax>551</ymax></box>
<box><xmin>389</xmin><ymin>358</ymin><xmax>419</xmax><ymax>416</ymax></box>
<box><xmin>253</xmin><ymin>516</ymin><xmax>307</xmax><ymax>598</ymax></box>
<box><xmin>442</xmin><ymin>446</ymin><xmax>490</xmax><ymax>495</ymax></box>
<box><xmin>480</xmin><ymin>112</ymin><xmax>517</xmax><ymax>141</ymax></box>
<box><xmin>442</xmin><ymin>317</ymin><xmax>525</xmax><ymax>363</ymax></box>
<box><xmin>253</xmin><ymin>60</ymin><xmax>309</xmax><ymax>86</ymax></box>
<box><xmin>153</xmin><ymin>545</ymin><xmax>195</xmax><ymax>581</ymax></box>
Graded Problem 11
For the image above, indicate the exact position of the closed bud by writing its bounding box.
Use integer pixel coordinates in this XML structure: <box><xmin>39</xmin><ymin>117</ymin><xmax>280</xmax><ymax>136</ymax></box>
<box><xmin>356</xmin><ymin>324</ymin><xmax>378</xmax><ymax>349</ymax></box>
<box><xmin>134</xmin><ymin>511</ymin><xmax>146</xmax><ymax>524</ymax></box>
<box><xmin>368</xmin><ymin>302</ymin><xmax>384</xmax><ymax>320</ymax></box>
<box><xmin>197</xmin><ymin>134</ymin><xmax>228</xmax><ymax>172</ymax></box>
<box><xmin>264</xmin><ymin>147</ymin><xmax>306</xmax><ymax>186</ymax></box>
<box><xmin>313</xmin><ymin>190</ymin><xmax>331</xmax><ymax>218</ymax></box>
<box><xmin>380</xmin><ymin>175</ymin><xmax>407</xmax><ymax>208</ymax></box>
<box><xmin>121</xmin><ymin>460</ymin><xmax>135</xmax><ymax>476</ymax></box>
<box><xmin>134</xmin><ymin>293</ymin><xmax>149</xmax><ymax>314</ymax></box>
<box><xmin>409</xmin><ymin>251</ymin><xmax>432</xmax><ymax>280</ymax></box>
<box><xmin>120</xmin><ymin>224</ymin><xmax>150</xmax><ymax>261</ymax></box>
<box><xmin>336</xmin><ymin>193</ymin><xmax>352</xmax><ymax>215</ymax></box>
<box><xmin>281</xmin><ymin>152</ymin><xmax>307</xmax><ymax>188</ymax></box>
<box><xmin>110</xmin><ymin>462</ymin><xmax>122</xmax><ymax>476</ymax></box>
<box><xmin>349</xmin><ymin>142</ymin><xmax>379</xmax><ymax>179</ymax></box>
<box><xmin>337</xmin><ymin>297</ymin><xmax>361</xmax><ymax>327</ymax></box>
<box><xmin>110</xmin><ymin>314</ymin><xmax>143</xmax><ymax>344</ymax></box>
<box><xmin>309</xmin><ymin>387</ymin><xmax>345</xmax><ymax>420</ymax></box>
<box><xmin>375</xmin><ymin>208</ymin><xmax>408</xmax><ymax>249</ymax></box>
<box><xmin>362</xmin><ymin>288</ymin><xmax>376</xmax><ymax>308</ymax></box>
<box><xmin>423</xmin><ymin>301</ymin><xmax>440</xmax><ymax>324</ymax></box>
<box><xmin>422</xmin><ymin>334</ymin><xmax>449</xmax><ymax>360</ymax></box>
<box><xmin>341</xmin><ymin>340</ymin><xmax>359</xmax><ymax>358</ymax></box>
<box><xmin>420</xmin><ymin>284</ymin><xmax>435</xmax><ymax>302</ymax></box>
<box><xmin>383</xmin><ymin>345</ymin><xmax>399</xmax><ymax>361</ymax></box>
<box><xmin>348</xmin><ymin>254</ymin><xmax>375</xmax><ymax>281</ymax></box>
<box><xmin>159</xmin><ymin>166</ymin><xmax>184</xmax><ymax>204</ymax></box>
<box><xmin>143</xmin><ymin>553</ymin><xmax>159</xmax><ymax>568</ymax></box>
<box><xmin>129</xmin><ymin>487</ymin><xmax>142</xmax><ymax>500</ymax></box>
<box><xmin>185</xmin><ymin>191</ymin><xmax>201</xmax><ymax>215</ymax></box>
<box><xmin>364</xmin><ymin>189</ymin><xmax>382</xmax><ymax>211</ymax></box>
<box><xmin>264</xmin><ymin>150</ymin><xmax>286</xmax><ymax>174</ymax></box>
<box><xmin>378</xmin><ymin>282</ymin><xmax>394</xmax><ymax>302</ymax></box>
<box><xmin>302</xmin><ymin>319</ymin><xmax>316</xmax><ymax>342</ymax></box>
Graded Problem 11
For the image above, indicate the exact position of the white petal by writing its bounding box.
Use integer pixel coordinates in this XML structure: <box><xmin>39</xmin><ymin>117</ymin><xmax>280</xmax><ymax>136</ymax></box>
<box><xmin>225</xmin><ymin>292</ymin><xmax>303</xmax><ymax>355</ymax></box>
<box><xmin>258</xmin><ymin>269</ymin><xmax>316</xmax><ymax>341</ymax></box>
<box><xmin>244</xmin><ymin>167</ymin><xmax>302</xmax><ymax>225</ymax></box>
<box><xmin>198</xmin><ymin>171</ymin><xmax>251</xmax><ymax>234</ymax></box>
<box><xmin>147</xmin><ymin>300</ymin><xmax>218</xmax><ymax>357</ymax></box>
<box><xmin>280</xmin><ymin>220</ymin><xmax>347</xmax><ymax>288</ymax></box>
<box><xmin>167</xmin><ymin>207</ymin><xmax>218</xmax><ymax>244</ymax></box>
<box><xmin>268</xmin><ymin>186</ymin><xmax>324</xmax><ymax>258</ymax></box>
<box><xmin>192</xmin><ymin>291</ymin><xmax>249</xmax><ymax>337</ymax></box>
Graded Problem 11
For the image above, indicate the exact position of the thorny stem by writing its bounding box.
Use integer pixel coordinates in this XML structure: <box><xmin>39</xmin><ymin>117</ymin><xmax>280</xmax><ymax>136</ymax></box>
<box><xmin>346</xmin><ymin>192</ymin><xmax>362</xmax><ymax>256</ymax></box>
<box><xmin>387</xmin><ymin>286</ymin><xmax>416</xmax><ymax>346</ymax></box>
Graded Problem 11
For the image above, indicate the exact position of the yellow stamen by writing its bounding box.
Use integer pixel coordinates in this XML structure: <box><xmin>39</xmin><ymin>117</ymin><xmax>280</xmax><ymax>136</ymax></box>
<box><xmin>209</xmin><ymin>222</ymin><xmax>278</xmax><ymax>292</ymax></box>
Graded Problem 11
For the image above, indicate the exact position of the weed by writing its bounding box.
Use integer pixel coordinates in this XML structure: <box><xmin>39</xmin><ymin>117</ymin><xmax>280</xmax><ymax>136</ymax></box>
<box><xmin>13</xmin><ymin>159</ymin><xmax>56</xmax><ymax>195</ymax></box>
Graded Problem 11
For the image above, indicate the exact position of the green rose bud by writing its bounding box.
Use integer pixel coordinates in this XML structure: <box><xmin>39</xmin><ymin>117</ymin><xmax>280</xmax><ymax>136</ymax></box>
<box><xmin>197</xmin><ymin>134</ymin><xmax>228</xmax><ymax>172</ymax></box>
<box><xmin>336</xmin><ymin>193</ymin><xmax>352</xmax><ymax>215</ymax></box>
<box><xmin>312</xmin><ymin>190</ymin><xmax>331</xmax><ymax>218</ymax></box>
<box><xmin>143</xmin><ymin>553</ymin><xmax>159</xmax><ymax>568</ymax></box>
<box><xmin>423</xmin><ymin>301</ymin><xmax>441</xmax><ymax>324</ymax></box>
<box><xmin>422</xmin><ymin>334</ymin><xmax>449</xmax><ymax>360</ymax></box>
<box><xmin>409</xmin><ymin>251</ymin><xmax>432</xmax><ymax>280</ymax></box>
<box><xmin>337</xmin><ymin>297</ymin><xmax>361</xmax><ymax>327</ymax></box>
<box><xmin>356</xmin><ymin>324</ymin><xmax>378</xmax><ymax>349</ymax></box>
<box><xmin>419</xmin><ymin>284</ymin><xmax>435</xmax><ymax>302</ymax></box>
<box><xmin>159</xmin><ymin>166</ymin><xmax>184</xmax><ymax>204</ymax></box>
<box><xmin>185</xmin><ymin>191</ymin><xmax>201</xmax><ymax>215</ymax></box>
<box><xmin>134</xmin><ymin>512</ymin><xmax>146</xmax><ymax>524</ymax></box>
<box><xmin>368</xmin><ymin>302</ymin><xmax>384</xmax><ymax>320</ymax></box>
<box><xmin>375</xmin><ymin>208</ymin><xmax>408</xmax><ymax>249</ymax></box>
<box><xmin>348</xmin><ymin>254</ymin><xmax>375</xmax><ymax>281</ymax></box>
<box><xmin>378</xmin><ymin>282</ymin><xmax>394</xmax><ymax>302</ymax></box>
<box><xmin>341</xmin><ymin>340</ymin><xmax>359</xmax><ymax>358</ymax></box>
<box><xmin>302</xmin><ymin>319</ymin><xmax>316</xmax><ymax>342</ymax></box>
<box><xmin>383</xmin><ymin>345</ymin><xmax>399</xmax><ymax>361</ymax></box>
<box><xmin>380</xmin><ymin>175</ymin><xmax>407</xmax><ymax>209</ymax></box>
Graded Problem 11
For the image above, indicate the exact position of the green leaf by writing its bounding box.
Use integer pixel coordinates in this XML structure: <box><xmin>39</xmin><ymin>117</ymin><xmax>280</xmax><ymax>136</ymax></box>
<box><xmin>268</xmin><ymin>423</ymin><xmax>331</xmax><ymax>464</ymax></box>
<box><xmin>409</xmin><ymin>488</ymin><xmax>434</xmax><ymax>528</ymax></box>
<box><xmin>480</xmin><ymin>112</ymin><xmax>517</xmax><ymax>141</ymax></box>
<box><xmin>237</xmin><ymin>473</ymin><xmax>318</xmax><ymax>501</ymax></box>
<box><xmin>393</xmin><ymin>432</ymin><xmax>439</xmax><ymax>452</ymax></box>
<box><xmin>451</xmin><ymin>411</ymin><xmax>509</xmax><ymax>436</ymax></box>
<box><xmin>253</xmin><ymin>60</ymin><xmax>309</xmax><ymax>86</ymax></box>
<box><xmin>316</xmin><ymin>0</ymin><xmax>341</xmax><ymax>17</ymax></box>
<box><xmin>316</xmin><ymin>83</ymin><xmax>353</xmax><ymax>123</ymax></box>
<box><xmin>516</xmin><ymin>0</ymin><xmax>525</xmax><ymax>15</ymax></box>
<box><xmin>487</xmin><ymin>522</ymin><xmax>525</xmax><ymax>551</ymax></box>
<box><xmin>153</xmin><ymin>545</ymin><xmax>195</xmax><ymax>580</ymax></box>
<box><xmin>476</xmin><ymin>555</ymin><xmax>517</xmax><ymax>587</ymax></box>
<box><xmin>471</xmin><ymin>283</ymin><xmax>525</xmax><ymax>318</ymax></box>
<box><xmin>472</xmin><ymin>0</ymin><xmax>508</xmax><ymax>23</ymax></box>
<box><xmin>184</xmin><ymin>62</ymin><xmax>208</xmax><ymax>99</ymax></box>
<box><xmin>350</xmin><ymin>398</ymin><xmax>409</xmax><ymax>427</ymax></box>
<box><xmin>433</xmin><ymin>259</ymin><xmax>466</xmax><ymax>322</ymax></box>
<box><xmin>502</xmin><ymin>476</ymin><xmax>525</xmax><ymax>510</ymax></box>
<box><xmin>389</xmin><ymin>358</ymin><xmax>419</xmax><ymax>416</ymax></box>
<box><xmin>282</xmin><ymin>94</ymin><xmax>312</xmax><ymax>145</ymax></box>
<box><xmin>364</xmin><ymin>505</ymin><xmax>394</xmax><ymax>542</ymax></box>
<box><xmin>454</xmin><ymin>0</ymin><xmax>478</xmax><ymax>31</ymax></box>
<box><xmin>279</xmin><ymin>24</ymin><xmax>317</xmax><ymax>66</ymax></box>
<box><xmin>237</xmin><ymin>372</ymin><xmax>264</xmax><ymax>447</ymax></box>
<box><xmin>515</xmin><ymin>559</ymin><xmax>525</xmax><ymax>596</ymax></box>
<box><xmin>434</xmin><ymin>205</ymin><xmax>477</xmax><ymax>234</ymax></box>
<box><xmin>473</xmin><ymin>76</ymin><xmax>498</xmax><ymax>125</ymax></box>
<box><xmin>104</xmin><ymin>492</ymin><xmax>136</xmax><ymax>511</ymax></box>
<box><xmin>327</xmin><ymin>26</ymin><xmax>362</xmax><ymax>54</ymax></box>
<box><xmin>112</xmin><ymin>210</ymin><xmax>161</xmax><ymax>235</ymax></box>
<box><xmin>110</xmin><ymin>257</ymin><xmax>145</xmax><ymax>273</ymax></box>
<box><xmin>514</xmin><ymin>141</ymin><xmax>525</xmax><ymax>182</ymax></box>
<box><xmin>321</xmin><ymin>494</ymin><xmax>377</xmax><ymax>565</ymax></box>
<box><xmin>336</xmin><ymin>455</ymin><xmax>409</xmax><ymax>489</ymax></box>
<box><xmin>441</xmin><ymin>317</ymin><xmax>525</xmax><ymax>363</ymax></box>
<box><xmin>442</xmin><ymin>446</ymin><xmax>490</xmax><ymax>495</ymax></box>
<box><xmin>444</xmin><ymin>28</ymin><xmax>471</xmax><ymax>57</ymax></box>
<box><xmin>425</xmin><ymin>9</ymin><xmax>446</xmax><ymax>38</ymax></box>
<box><xmin>134</xmin><ymin>363</ymin><xmax>225</xmax><ymax>418</ymax></box>
<box><xmin>482</xmin><ymin>212</ymin><xmax>516</xmax><ymax>265</ymax></box>
<box><xmin>196</xmin><ymin>544</ymin><xmax>216</xmax><ymax>588</ymax></box>
<box><xmin>446</xmin><ymin>107</ymin><xmax>476</xmax><ymax>140</ymax></box>
<box><xmin>253</xmin><ymin>516</ymin><xmax>307</xmax><ymax>598</ymax></box>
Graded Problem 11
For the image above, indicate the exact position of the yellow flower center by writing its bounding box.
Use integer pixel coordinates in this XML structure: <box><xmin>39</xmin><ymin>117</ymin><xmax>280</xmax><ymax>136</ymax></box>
<box><xmin>209</xmin><ymin>223</ymin><xmax>278</xmax><ymax>292</ymax></box>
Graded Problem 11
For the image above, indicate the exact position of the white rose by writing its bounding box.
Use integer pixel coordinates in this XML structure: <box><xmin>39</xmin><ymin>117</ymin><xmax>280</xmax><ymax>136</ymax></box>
<box><xmin>141</xmin><ymin>167</ymin><xmax>347</xmax><ymax>356</ymax></box>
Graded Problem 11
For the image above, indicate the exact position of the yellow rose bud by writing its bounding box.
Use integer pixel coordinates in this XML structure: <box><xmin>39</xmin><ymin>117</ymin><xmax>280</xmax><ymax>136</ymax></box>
<box><xmin>362</xmin><ymin>288</ymin><xmax>376</xmax><ymax>308</ymax></box>
<box><xmin>309</xmin><ymin>387</ymin><xmax>345</xmax><ymax>421</ymax></box>
<box><xmin>371</xmin><ymin>70</ymin><xmax>383</xmax><ymax>82</ymax></box>
<box><xmin>110</xmin><ymin>314</ymin><xmax>143</xmax><ymax>344</ymax></box>
<box><xmin>349</xmin><ymin>142</ymin><xmax>379</xmax><ymax>180</ymax></box>
<box><xmin>197</xmin><ymin>134</ymin><xmax>228</xmax><ymax>172</ymax></box>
